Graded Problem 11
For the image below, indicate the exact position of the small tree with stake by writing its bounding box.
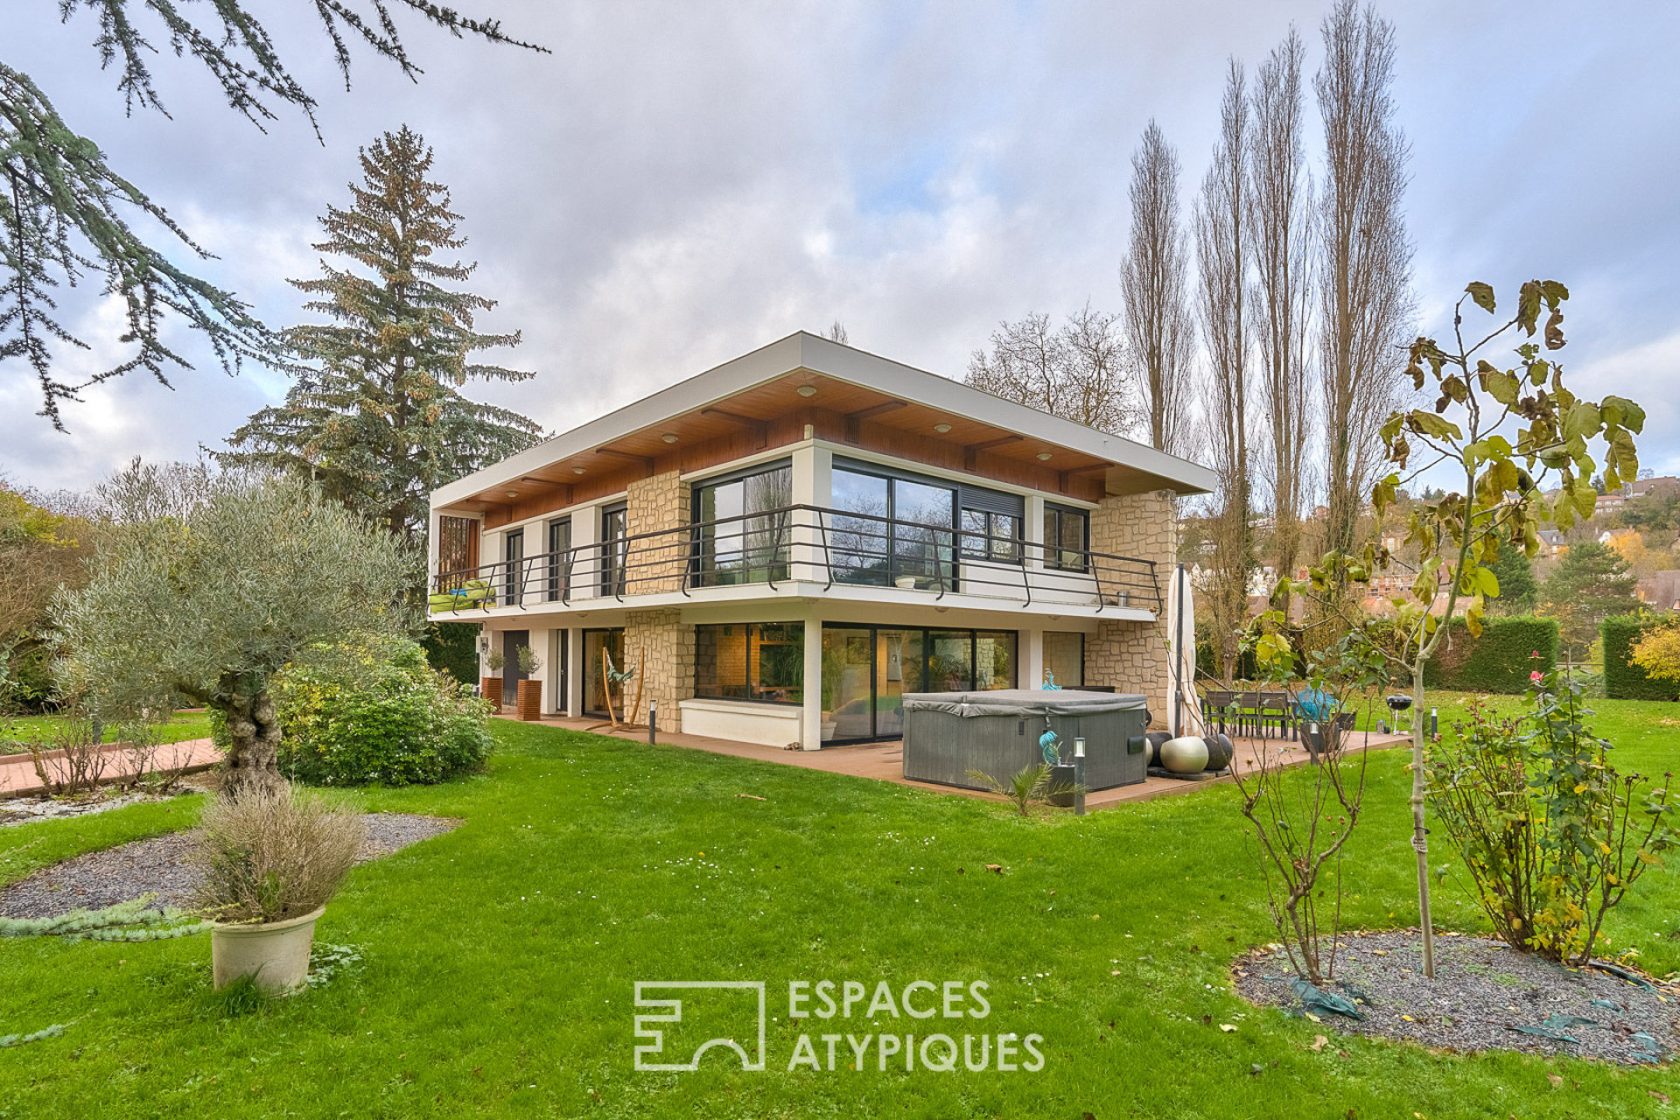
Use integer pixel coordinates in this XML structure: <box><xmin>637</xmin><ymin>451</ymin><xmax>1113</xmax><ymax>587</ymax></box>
<box><xmin>50</xmin><ymin>463</ymin><xmax>410</xmax><ymax>797</ymax></box>
<box><xmin>1263</xmin><ymin>279</ymin><xmax>1644</xmax><ymax>978</ymax></box>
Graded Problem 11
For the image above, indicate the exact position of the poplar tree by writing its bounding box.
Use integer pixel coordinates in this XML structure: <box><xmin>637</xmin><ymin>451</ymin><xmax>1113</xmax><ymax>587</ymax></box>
<box><xmin>223</xmin><ymin>127</ymin><xmax>542</xmax><ymax>544</ymax></box>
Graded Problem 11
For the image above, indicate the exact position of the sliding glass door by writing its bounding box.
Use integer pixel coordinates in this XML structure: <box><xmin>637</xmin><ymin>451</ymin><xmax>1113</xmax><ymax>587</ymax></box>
<box><xmin>820</xmin><ymin>624</ymin><xmax>1015</xmax><ymax>743</ymax></box>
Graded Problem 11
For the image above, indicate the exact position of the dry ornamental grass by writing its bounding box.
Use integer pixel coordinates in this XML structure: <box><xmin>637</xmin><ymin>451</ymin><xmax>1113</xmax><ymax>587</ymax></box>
<box><xmin>192</xmin><ymin>787</ymin><xmax>365</xmax><ymax>924</ymax></box>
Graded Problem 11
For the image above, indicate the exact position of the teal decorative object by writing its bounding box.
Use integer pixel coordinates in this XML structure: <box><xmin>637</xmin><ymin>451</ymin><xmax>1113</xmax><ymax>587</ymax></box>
<box><xmin>1038</xmin><ymin>724</ymin><xmax>1061</xmax><ymax>767</ymax></box>
<box><xmin>1041</xmin><ymin>670</ymin><xmax>1061</xmax><ymax>691</ymax></box>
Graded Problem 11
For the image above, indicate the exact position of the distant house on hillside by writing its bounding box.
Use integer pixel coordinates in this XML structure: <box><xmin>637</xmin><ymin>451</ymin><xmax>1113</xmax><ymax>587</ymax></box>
<box><xmin>1597</xmin><ymin>475</ymin><xmax>1680</xmax><ymax>517</ymax></box>
<box><xmin>1638</xmin><ymin>570</ymin><xmax>1680</xmax><ymax>612</ymax></box>
<box><xmin>1536</xmin><ymin>529</ymin><xmax>1567</xmax><ymax>557</ymax></box>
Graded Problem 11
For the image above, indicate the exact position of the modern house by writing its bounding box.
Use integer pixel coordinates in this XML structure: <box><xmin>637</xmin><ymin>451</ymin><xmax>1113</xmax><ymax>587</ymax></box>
<box><xmin>426</xmin><ymin>333</ymin><xmax>1214</xmax><ymax>749</ymax></box>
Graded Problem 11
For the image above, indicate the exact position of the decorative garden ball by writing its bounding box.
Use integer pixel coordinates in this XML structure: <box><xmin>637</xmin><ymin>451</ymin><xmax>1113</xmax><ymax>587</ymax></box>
<box><xmin>1159</xmin><ymin>735</ymin><xmax>1209</xmax><ymax>774</ymax></box>
<box><xmin>1145</xmin><ymin>731</ymin><xmax>1173</xmax><ymax>767</ymax></box>
<box><xmin>1204</xmin><ymin>732</ymin><xmax>1235</xmax><ymax>772</ymax></box>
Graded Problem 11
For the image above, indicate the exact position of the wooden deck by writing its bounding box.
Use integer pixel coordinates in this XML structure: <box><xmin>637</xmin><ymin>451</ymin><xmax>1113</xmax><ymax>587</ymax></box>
<box><xmin>506</xmin><ymin>715</ymin><xmax>1410</xmax><ymax>811</ymax></box>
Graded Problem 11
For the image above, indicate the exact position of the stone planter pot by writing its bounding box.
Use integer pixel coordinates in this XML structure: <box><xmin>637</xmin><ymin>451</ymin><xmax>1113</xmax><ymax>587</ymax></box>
<box><xmin>516</xmin><ymin>679</ymin><xmax>542</xmax><ymax>721</ymax></box>
<box><xmin>211</xmin><ymin>906</ymin><xmax>325</xmax><ymax>993</ymax></box>
<box><xmin>480</xmin><ymin>676</ymin><xmax>503</xmax><ymax>711</ymax></box>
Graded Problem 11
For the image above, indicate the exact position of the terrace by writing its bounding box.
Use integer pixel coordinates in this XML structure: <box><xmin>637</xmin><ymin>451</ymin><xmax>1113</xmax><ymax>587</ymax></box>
<box><xmin>428</xmin><ymin>503</ymin><xmax>1163</xmax><ymax>621</ymax></box>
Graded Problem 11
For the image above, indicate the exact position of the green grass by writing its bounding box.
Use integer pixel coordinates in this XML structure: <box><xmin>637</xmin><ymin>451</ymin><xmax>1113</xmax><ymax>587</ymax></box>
<box><xmin>0</xmin><ymin>697</ymin><xmax>1676</xmax><ymax>1119</ymax></box>
<box><xmin>2</xmin><ymin>709</ymin><xmax>212</xmax><ymax>749</ymax></box>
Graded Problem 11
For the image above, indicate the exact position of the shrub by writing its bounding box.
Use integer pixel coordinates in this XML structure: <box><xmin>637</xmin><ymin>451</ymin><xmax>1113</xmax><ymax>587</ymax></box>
<box><xmin>1428</xmin><ymin>671</ymin><xmax>1675</xmax><ymax>964</ymax></box>
<box><xmin>216</xmin><ymin>633</ymin><xmax>493</xmax><ymax>786</ymax></box>
<box><xmin>1602</xmin><ymin>614</ymin><xmax>1680</xmax><ymax>701</ymax></box>
<box><xmin>195</xmin><ymin>788</ymin><xmax>366</xmax><ymax>924</ymax></box>
<box><xmin>421</xmin><ymin>621</ymin><xmax>480</xmax><ymax>686</ymax></box>
<box><xmin>1422</xmin><ymin>616</ymin><xmax>1558</xmax><ymax>694</ymax></box>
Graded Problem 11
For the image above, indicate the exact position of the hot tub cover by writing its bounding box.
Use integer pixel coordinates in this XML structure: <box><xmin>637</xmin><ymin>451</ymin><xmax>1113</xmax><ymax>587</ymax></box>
<box><xmin>901</xmin><ymin>689</ymin><xmax>1148</xmax><ymax>718</ymax></box>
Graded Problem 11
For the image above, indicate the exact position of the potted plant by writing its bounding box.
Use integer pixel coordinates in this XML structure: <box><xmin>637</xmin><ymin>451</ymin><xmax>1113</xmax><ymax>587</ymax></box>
<box><xmin>195</xmin><ymin>787</ymin><xmax>365</xmax><ymax>993</ymax></box>
<box><xmin>481</xmin><ymin>647</ymin><xmax>505</xmax><ymax>710</ymax></box>
<box><xmin>516</xmin><ymin>646</ymin><xmax>543</xmax><ymax>721</ymax></box>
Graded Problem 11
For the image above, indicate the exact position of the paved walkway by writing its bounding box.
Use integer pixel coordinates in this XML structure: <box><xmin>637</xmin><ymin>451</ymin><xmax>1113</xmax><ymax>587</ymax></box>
<box><xmin>0</xmin><ymin>738</ymin><xmax>221</xmax><ymax>798</ymax></box>
<box><xmin>499</xmin><ymin>714</ymin><xmax>1409</xmax><ymax>811</ymax></box>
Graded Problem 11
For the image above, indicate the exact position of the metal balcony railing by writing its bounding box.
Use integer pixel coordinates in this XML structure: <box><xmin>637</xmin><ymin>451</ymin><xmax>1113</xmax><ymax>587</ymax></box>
<box><xmin>429</xmin><ymin>504</ymin><xmax>1161</xmax><ymax>614</ymax></box>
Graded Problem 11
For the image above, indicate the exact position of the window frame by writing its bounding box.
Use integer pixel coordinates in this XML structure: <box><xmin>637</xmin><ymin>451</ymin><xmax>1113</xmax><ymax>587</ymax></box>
<box><xmin>690</xmin><ymin>458</ymin><xmax>794</xmax><ymax>587</ymax></box>
<box><xmin>692</xmin><ymin>621</ymin><xmax>805</xmax><ymax>706</ymax></box>
<box><xmin>1042</xmin><ymin>503</ymin><xmax>1091</xmax><ymax>573</ymax></box>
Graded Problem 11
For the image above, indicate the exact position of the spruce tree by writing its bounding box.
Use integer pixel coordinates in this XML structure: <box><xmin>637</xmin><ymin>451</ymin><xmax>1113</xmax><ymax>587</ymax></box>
<box><xmin>1485</xmin><ymin>541</ymin><xmax>1538</xmax><ymax>614</ymax></box>
<box><xmin>1541</xmin><ymin>540</ymin><xmax>1641</xmax><ymax>657</ymax></box>
<box><xmin>223</xmin><ymin>127</ymin><xmax>542</xmax><ymax>543</ymax></box>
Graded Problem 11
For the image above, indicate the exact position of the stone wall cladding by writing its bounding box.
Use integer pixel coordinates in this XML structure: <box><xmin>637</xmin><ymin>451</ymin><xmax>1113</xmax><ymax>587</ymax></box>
<box><xmin>1087</xmin><ymin>490</ymin><xmax>1178</xmax><ymax>722</ymax></box>
<box><xmin>625</xmin><ymin>470</ymin><xmax>689</xmax><ymax>593</ymax></box>
<box><xmin>624</xmin><ymin>608</ymin><xmax>695</xmax><ymax>730</ymax></box>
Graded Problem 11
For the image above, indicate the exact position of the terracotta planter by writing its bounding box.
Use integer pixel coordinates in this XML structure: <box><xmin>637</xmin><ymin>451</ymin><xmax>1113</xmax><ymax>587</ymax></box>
<box><xmin>211</xmin><ymin>906</ymin><xmax>324</xmax><ymax>993</ymax></box>
<box><xmin>516</xmin><ymin>678</ymin><xmax>542</xmax><ymax>721</ymax></box>
<box><xmin>480</xmin><ymin>675</ymin><xmax>503</xmax><ymax>710</ymax></box>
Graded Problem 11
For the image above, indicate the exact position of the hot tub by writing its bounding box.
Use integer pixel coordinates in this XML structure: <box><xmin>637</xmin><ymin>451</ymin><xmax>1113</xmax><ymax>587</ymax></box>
<box><xmin>901</xmin><ymin>689</ymin><xmax>1151</xmax><ymax>791</ymax></box>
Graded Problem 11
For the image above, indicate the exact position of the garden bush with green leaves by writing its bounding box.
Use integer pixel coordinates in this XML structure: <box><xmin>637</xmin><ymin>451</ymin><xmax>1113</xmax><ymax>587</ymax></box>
<box><xmin>1428</xmin><ymin>667</ymin><xmax>1674</xmax><ymax>964</ymax></box>
<box><xmin>217</xmin><ymin>634</ymin><xmax>493</xmax><ymax>786</ymax></box>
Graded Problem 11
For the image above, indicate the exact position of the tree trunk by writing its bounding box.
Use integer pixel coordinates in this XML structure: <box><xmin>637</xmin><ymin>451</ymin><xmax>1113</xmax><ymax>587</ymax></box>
<box><xmin>221</xmin><ymin>690</ymin><xmax>287</xmax><ymax>799</ymax></box>
<box><xmin>1410</xmin><ymin>663</ymin><xmax>1436</xmax><ymax>977</ymax></box>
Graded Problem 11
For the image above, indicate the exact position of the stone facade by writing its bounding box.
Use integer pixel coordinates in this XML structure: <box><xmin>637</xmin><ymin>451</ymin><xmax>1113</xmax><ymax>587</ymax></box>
<box><xmin>625</xmin><ymin>469</ymin><xmax>689</xmax><ymax>593</ymax></box>
<box><xmin>624</xmin><ymin>607</ymin><xmax>695</xmax><ymax>731</ymax></box>
<box><xmin>1087</xmin><ymin>489</ymin><xmax>1178</xmax><ymax>721</ymax></box>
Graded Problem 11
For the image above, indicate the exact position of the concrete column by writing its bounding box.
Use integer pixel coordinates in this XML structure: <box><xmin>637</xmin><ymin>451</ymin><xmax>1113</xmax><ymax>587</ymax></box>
<box><xmin>801</xmin><ymin>610</ymin><xmax>823</xmax><ymax>750</ymax></box>
<box><xmin>1021</xmin><ymin>625</ymin><xmax>1045</xmax><ymax>691</ymax></box>
<box><xmin>1023</xmin><ymin>494</ymin><xmax>1046</xmax><ymax>572</ymax></box>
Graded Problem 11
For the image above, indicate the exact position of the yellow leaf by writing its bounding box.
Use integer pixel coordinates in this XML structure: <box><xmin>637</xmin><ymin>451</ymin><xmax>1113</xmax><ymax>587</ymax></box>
<box><xmin>1573</xmin><ymin>783</ymin><xmax>1588</xmax><ymax>795</ymax></box>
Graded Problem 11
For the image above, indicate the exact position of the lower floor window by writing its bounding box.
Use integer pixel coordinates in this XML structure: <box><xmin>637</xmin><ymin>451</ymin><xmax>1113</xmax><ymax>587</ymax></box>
<box><xmin>582</xmin><ymin>628</ymin><xmax>626</xmax><ymax>717</ymax></box>
<box><xmin>820</xmin><ymin>624</ymin><xmax>1018</xmax><ymax>742</ymax></box>
<box><xmin>1043</xmin><ymin>631</ymin><xmax>1085</xmax><ymax>688</ymax></box>
<box><xmin>694</xmin><ymin>622</ymin><xmax>804</xmax><ymax>704</ymax></box>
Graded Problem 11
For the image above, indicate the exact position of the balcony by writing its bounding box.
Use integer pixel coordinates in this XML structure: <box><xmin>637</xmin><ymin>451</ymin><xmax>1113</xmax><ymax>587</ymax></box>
<box><xmin>428</xmin><ymin>504</ymin><xmax>1161</xmax><ymax>618</ymax></box>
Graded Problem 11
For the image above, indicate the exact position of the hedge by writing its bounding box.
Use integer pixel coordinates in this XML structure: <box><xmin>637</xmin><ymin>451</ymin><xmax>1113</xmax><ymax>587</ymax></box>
<box><xmin>423</xmin><ymin>621</ymin><xmax>481</xmax><ymax>686</ymax></box>
<box><xmin>1422</xmin><ymin>615</ymin><xmax>1558</xmax><ymax>694</ymax></box>
<box><xmin>1602</xmin><ymin>614</ymin><xmax>1680</xmax><ymax>701</ymax></box>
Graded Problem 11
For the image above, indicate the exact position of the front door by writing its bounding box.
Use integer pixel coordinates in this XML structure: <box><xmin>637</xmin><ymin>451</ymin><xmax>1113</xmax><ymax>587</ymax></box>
<box><xmin>503</xmin><ymin>630</ymin><xmax>530</xmax><ymax>704</ymax></box>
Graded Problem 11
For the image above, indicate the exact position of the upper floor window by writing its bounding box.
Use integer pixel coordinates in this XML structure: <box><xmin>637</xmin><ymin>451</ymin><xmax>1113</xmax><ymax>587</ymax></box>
<box><xmin>692</xmin><ymin>461</ymin><xmax>792</xmax><ymax>586</ymax></box>
<box><xmin>600</xmin><ymin>503</ymin><xmax>627</xmax><ymax>594</ymax></box>
<box><xmin>546</xmin><ymin>517</ymin><xmax>572</xmax><ymax>601</ymax></box>
<box><xmin>830</xmin><ymin>460</ymin><xmax>955</xmax><ymax>589</ymax></box>
<box><xmin>958</xmin><ymin>485</ymin><xmax>1023</xmax><ymax>564</ymax></box>
<box><xmin>437</xmin><ymin>516</ymin><xmax>479</xmax><ymax>583</ymax></box>
<box><xmin>1043</xmin><ymin>504</ymin><xmax>1090</xmax><ymax>572</ymax></box>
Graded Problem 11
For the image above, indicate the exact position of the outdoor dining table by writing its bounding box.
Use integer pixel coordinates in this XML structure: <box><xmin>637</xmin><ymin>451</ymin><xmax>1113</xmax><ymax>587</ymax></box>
<box><xmin>1199</xmin><ymin>689</ymin><xmax>1296</xmax><ymax>742</ymax></box>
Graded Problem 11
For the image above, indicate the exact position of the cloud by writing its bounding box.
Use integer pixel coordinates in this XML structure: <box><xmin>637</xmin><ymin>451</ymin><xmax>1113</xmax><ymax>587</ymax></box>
<box><xmin>5</xmin><ymin>0</ymin><xmax>1679</xmax><ymax>494</ymax></box>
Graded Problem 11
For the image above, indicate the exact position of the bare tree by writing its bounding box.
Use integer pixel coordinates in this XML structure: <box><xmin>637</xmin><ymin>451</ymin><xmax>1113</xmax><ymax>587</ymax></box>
<box><xmin>1249</xmin><ymin>28</ymin><xmax>1314</xmax><ymax>603</ymax></box>
<box><xmin>1120</xmin><ymin>122</ymin><xmax>1195</xmax><ymax>455</ymax></box>
<box><xmin>824</xmin><ymin>321</ymin><xmax>850</xmax><ymax>345</ymax></box>
<box><xmin>1316</xmin><ymin>0</ymin><xmax>1414</xmax><ymax>559</ymax></box>
<box><xmin>966</xmin><ymin>305</ymin><xmax>1137</xmax><ymax>435</ymax></box>
<box><xmin>1196</xmin><ymin>62</ymin><xmax>1254</xmax><ymax>678</ymax></box>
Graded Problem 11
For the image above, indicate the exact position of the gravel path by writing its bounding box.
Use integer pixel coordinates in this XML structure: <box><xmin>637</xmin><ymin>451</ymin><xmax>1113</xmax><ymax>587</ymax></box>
<box><xmin>1235</xmin><ymin>930</ymin><xmax>1679</xmax><ymax>1065</ymax></box>
<box><xmin>0</xmin><ymin>813</ymin><xmax>459</xmax><ymax>919</ymax></box>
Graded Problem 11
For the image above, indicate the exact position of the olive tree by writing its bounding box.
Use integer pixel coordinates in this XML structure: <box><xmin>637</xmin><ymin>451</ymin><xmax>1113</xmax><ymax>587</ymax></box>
<box><xmin>51</xmin><ymin>464</ymin><xmax>410</xmax><ymax>796</ymax></box>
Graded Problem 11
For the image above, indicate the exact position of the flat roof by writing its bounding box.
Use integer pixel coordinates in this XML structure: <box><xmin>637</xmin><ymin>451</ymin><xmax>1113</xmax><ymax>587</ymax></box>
<box><xmin>433</xmin><ymin>331</ymin><xmax>1215</xmax><ymax>508</ymax></box>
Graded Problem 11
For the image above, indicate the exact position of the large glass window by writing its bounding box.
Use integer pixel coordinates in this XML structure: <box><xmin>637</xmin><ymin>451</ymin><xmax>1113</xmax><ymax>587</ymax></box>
<box><xmin>693</xmin><ymin>462</ymin><xmax>792</xmax><ymax>586</ymax></box>
<box><xmin>830</xmin><ymin>463</ymin><xmax>954</xmax><ymax>589</ymax></box>
<box><xmin>504</xmin><ymin>528</ymin><xmax>526</xmax><ymax>606</ymax></box>
<box><xmin>1043</xmin><ymin>504</ymin><xmax>1090</xmax><ymax>572</ymax></box>
<box><xmin>437</xmin><ymin>516</ymin><xmax>480</xmax><ymax>584</ymax></box>
<box><xmin>583</xmin><ymin>628</ymin><xmax>626</xmax><ymax>717</ymax></box>
<box><xmin>1043</xmin><ymin>631</ymin><xmax>1084</xmax><ymax>688</ymax></box>
<box><xmin>600</xmin><ymin>504</ymin><xmax>627</xmax><ymax>594</ymax></box>
<box><xmin>546</xmin><ymin>517</ymin><xmax>572</xmax><ymax>601</ymax></box>
<box><xmin>693</xmin><ymin>622</ymin><xmax>803</xmax><ymax>704</ymax></box>
<box><xmin>820</xmin><ymin>624</ymin><xmax>1017</xmax><ymax>742</ymax></box>
<box><xmin>960</xmin><ymin>509</ymin><xmax>1021</xmax><ymax>563</ymax></box>
<box><xmin>975</xmin><ymin>631</ymin><xmax>1017</xmax><ymax>690</ymax></box>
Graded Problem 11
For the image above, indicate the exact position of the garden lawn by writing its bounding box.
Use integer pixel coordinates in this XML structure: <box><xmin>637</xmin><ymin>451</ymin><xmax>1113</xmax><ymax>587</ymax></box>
<box><xmin>3</xmin><ymin>709</ymin><xmax>213</xmax><ymax>748</ymax></box>
<box><xmin>1</xmin><ymin>704</ymin><xmax>1676</xmax><ymax>1120</ymax></box>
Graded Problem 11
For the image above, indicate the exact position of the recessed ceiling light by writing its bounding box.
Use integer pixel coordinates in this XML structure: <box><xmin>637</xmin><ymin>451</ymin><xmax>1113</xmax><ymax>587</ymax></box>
<box><xmin>796</xmin><ymin>385</ymin><xmax>817</xmax><ymax>397</ymax></box>
<box><xmin>933</xmin><ymin>423</ymin><xmax>952</xmax><ymax>434</ymax></box>
<box><xmin>660</xmin><ymin>432</ymin><xmax>679</xmax><ymax>444</ymax></box>
<box><xmin>1036</xmin><ymin>451</ymin><xmax>1053</xmax><ymax>461</ymax></box>
<box><xmin>571</xmin><ymin>466</ymin><xmax>586</xmax><ymax>475</ymax></box>
<box><xmin>505</xmin><ymin>490</ymin><xmax>519</xmax><ymax>498</ymax></box>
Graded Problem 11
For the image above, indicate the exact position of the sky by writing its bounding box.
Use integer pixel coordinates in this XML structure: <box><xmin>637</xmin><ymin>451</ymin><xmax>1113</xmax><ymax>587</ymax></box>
<box><xmin>6</xmin><ymin>0</ymin><xmax>1679</xmax><ymax>497</ymax></box>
